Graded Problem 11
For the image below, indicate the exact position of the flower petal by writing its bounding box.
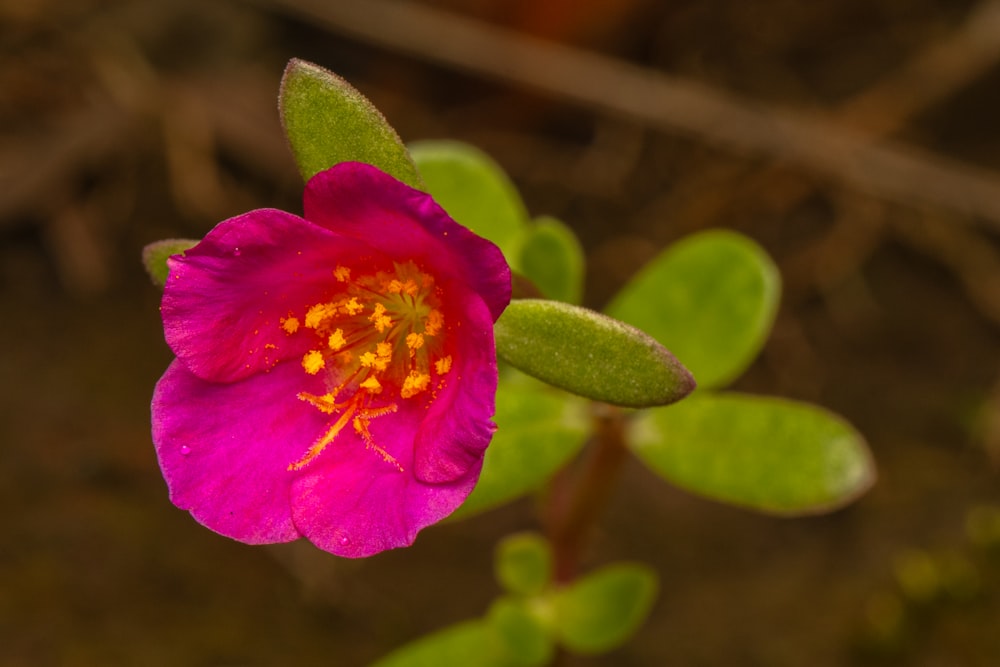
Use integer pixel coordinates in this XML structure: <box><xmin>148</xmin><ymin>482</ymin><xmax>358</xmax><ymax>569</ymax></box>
<box><xmin>289</xmin><ymin>401</ymin><xmax>483</xmax><ymax>557</ymax></box>
<box><xmin>152</xmin><ymin>358</ymin><xmax>330</xmax><ymax>545</ymax></box>
<box><xmin>412</xmin><ymin>284</ymin><xmax>498</xmax><ymax>484</ymax></box>
<box><xmin>304</xmin><ymin>162</ymin><xmax>511</xmax><ymax>322</ymax></box>
<box><xmin>162</xmin><ymin>208</ymin><xmax>381</xmax><ymax>383</ymax></box>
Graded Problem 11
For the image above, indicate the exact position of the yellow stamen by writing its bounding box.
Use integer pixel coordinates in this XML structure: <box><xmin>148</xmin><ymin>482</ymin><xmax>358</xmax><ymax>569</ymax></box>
<box><xmin>305</xmin><ymin>303</ymin><xmax>335</xmax><ymax>329</ymax></box>
<box><xmin>401</xmin><ymin>371</ymin><xmax>431</xmax><ymax>398</ymax></box>
<box><xmin>327</xmin><ymin>328</ymin><xmax>347</xmax><ymax>351</ymax></box>
<box><xmin>360</xmin><ymin>376</ymin><xmax>382</xmax><ymax>393</ymax></box>
<box><xmin>343</xmin><ymin>297</ymin><xmax>363</xmax><ymax>315</ymax></box>
<box><xmin>435</xmin><ymin>355</ymin><xmax>452</xmax><ymax>375</ymax></box>
<box><xmin>302</xmin><ymin>350</ymin><xmax>325</xmax><ymax>375</ymax></box>
<box><xmin>406</xmin><ymin>332</ymin><xmax>424</xmax><ymax>352</ymax></box>
<box><xmin>369</xmin><ymin>302</ymin><xmax>392</xmax><ymax>332</ymax></box>
<box><xmin>288</xmin><ymin>403</ymin><xmax>357</xmax><ymax>470</ymax></box>
<box><xmin>297</xmin><ymin>391</ymin><xmax>342</xmax><ymax>414</ymax></box>
<box><xmin>289</xmin><ymin>261</ymin><xmax>446</xmax><ymax>472</ymax></box>
<box><xmin>424</xmin><ymin>310</ymin><xmax>444</xmax><ymax>337</ymax></box>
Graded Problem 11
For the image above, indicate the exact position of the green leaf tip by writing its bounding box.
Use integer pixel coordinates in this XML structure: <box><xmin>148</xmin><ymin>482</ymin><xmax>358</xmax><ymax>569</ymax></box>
<box><xmin>631</xmin><ymin>393</ymin><xmax>875</xmax><ymax>515</ymax></box>
<box><xmin>141</xmin><ymin>238</ymin><xmax>199</xmax><ymax>288</ymax></box>
<box><xmin>553</xmin><ymin>563</ymin><xmax>658</xmax><ymax>655</ymax></box>
<box><xmin>494</xmin><ymin>300</ymin><xmax>696</xmax><ymax>408</ymax></box>
<box><xmin>279</xmin><ymin>58</ymin><xmax>423</xmax><ymax>188</ymax></box>
<box><xmin>606</xmin><ymin>229</ymin><xmax>780</xmax><ymax>389</ymax></box>
<box><xmin>495</xmin><ymin>533</ymin><xmax>553</xmax><ymax>597</ymax></box>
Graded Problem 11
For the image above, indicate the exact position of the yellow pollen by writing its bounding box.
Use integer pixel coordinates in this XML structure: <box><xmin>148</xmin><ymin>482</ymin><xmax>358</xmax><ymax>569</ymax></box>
<box><xmin>435</xmin><ymin>355</ymin><xmax>452</xmax><ymax>375</ymax></box>
<box><xmin>302</xmin><ymin>350</ymin><xmax>325</xmax><ymax>375</ymax></box>
<box><xmin>343</xmin><ymin>297</ymin><xmax>364</xmax><ymax>315</ymax></box>
<box><xmin>327</xmin><ymin>328</ymin><xmax>347</xmax><ymax>351</ymax></box>
<box><xmin>424</xmin><ymin>310</ymin><xmax>444</xmax><ymax>337</ymax></box>
<box><xmin>406</xmin><ymin>332</ymin><xmax>424</xmax><ymax>351</ymax></box>
<box><xmin>369</xmin><ymin>302</ymin><xmax>392</xmax><ymax>332</ymax></box>
<box><xmin>305</xmin><ymin>303</ymin><xmax>336</xmax><ymax>329</ymax></box>
<box><xmin>360</xmin><ymin>376</ymin><xmax>382</xmax><ymax>393</ymax></box>
<box><xmin>292</xmin><ymin>262</ymin><xmax>447</xmax><ymax>472</ymax></box>
<box><xmin>401</xmin><ymin>371</ymin><xmax>431</xmax><ymax>398</ymax></box>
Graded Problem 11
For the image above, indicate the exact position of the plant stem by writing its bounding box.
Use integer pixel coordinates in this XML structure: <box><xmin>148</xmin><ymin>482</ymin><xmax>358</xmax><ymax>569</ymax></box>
<box><xmin>545</xmin><ymin>403</ymin><xmax>630</xmax><ymax>584</ymax></box>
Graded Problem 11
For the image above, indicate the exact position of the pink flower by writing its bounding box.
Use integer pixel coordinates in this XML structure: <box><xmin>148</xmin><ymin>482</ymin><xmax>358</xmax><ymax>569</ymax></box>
<box><xmin>151</xmin><ymin>162</ymin><xmax>511</xmax><ymax>557</ymax></box>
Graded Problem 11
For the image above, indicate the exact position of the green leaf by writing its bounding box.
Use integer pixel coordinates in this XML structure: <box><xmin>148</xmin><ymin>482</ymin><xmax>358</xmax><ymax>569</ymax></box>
<box><xmin>141</xmin><ymin>239</ymin><xmax>199</xmax><ymax>287</ymax></box>
<box><xmin>518</xmin><ymin>216</ymin><xmax>585</xmax><ymax>304</ymax></box>
<box><xmin>486</xmin><ymin>597</ymin><xmax>555</xmax><ymax>667</ymax></box>
<box><xmin>605</xmin><ymin>229</ymin><xmax>780</xmax><ymax>389</ymax></box>
<box><xmin>409</xmin><ymin>140</ymin><xmax>528</xmax><ymax>261</ymax></box>
<box><xmin>495</xmin><ymin>533</ymin><xmax>553</xmax><ymax>596</ymax></box>
<box><xmin>279</xmin><ymin>58</ymin><xmax>422</xmax><ymax>187</ymax></box>
<box><xmin>494</xmin><ymin>300</ymin><xmax>695</xmax><ymax>408</ymax></box>
<box><xmin>553</xmin><ymin>563</ymin><xmax>658</xmax><ymax>655</ymax></box>
<box><xmin>630</xmin><ymin>392</ymin><xmax>875</xmax><ymax>515</ymax></box>
<box><xmin>452</xmin><ymin>371</ymin><xmax>588</xmax><ymax>519</ymax></box>
<box><xmin>370</xmin><ymin>620</ymin><xmax>509</xmax><ymax>667</ymax></box>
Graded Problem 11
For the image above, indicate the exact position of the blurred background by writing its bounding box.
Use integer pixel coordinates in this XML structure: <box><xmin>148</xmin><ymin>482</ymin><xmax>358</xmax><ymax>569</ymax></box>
<box><xmin>4</xmin><ymin>0</ymin><xmax>1000</xmax><ymax>664</ymax></box>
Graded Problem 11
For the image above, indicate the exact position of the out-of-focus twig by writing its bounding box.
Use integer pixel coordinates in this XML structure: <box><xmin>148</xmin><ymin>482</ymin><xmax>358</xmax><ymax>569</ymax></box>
<box><xmin>266</xmin><ymin>0</ymin><xmax>1000</xmax><ymax>227</ymax></box>
<box><xmin>838</xmin><ymin>0</ymin><xmax>1000</xmax><ymax>136</ymax></box>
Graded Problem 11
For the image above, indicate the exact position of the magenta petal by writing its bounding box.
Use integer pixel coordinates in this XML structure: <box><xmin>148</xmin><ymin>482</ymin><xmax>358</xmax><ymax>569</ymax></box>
<box><xmin>303</xmin><ymin>162</ymin><xmax>511</xmax><ymax>321</ymax></box>
<box><xmin>162</xmin><ymin>208</ymin><xmax>379</xmax><ymax>383</ymax></box>
<box><xmin>152</xmin><ymin>358</ymin><xmax>330</xmax><ymax>544</ymax></box>
<box><xmin>289</xmin><ymin>403</ymin><xmax>483</xmax><ymax>557</ymax></box>
<box><xmin>412</xmin><ymin>286</ymin><xmax>498</xmax><ymax>484</ymax></box>
<box><xmin>152</xmin><ymin>161</ymin><xmax>512</xmax><ymax>558</ymax></box>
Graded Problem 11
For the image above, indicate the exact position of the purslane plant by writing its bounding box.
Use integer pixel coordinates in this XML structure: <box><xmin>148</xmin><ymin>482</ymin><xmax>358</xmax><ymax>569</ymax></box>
<box><xmin>144</xmin><ymin>58</ymin><xmax>875</xmax><ymax>665</ymax></box>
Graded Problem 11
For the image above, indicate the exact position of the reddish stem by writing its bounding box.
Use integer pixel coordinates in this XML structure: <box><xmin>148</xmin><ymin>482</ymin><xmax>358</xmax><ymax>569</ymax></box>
<box><xmin>545</xmin><ymin>403</ymin><xmax>630</xmax><ymax>584</ymax></box>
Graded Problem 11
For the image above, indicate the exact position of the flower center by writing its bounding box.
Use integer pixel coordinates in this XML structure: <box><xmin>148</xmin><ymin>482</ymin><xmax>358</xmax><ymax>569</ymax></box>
<box><xmin>281</xmin><ymin>261</ymin><xmax>452</xmax><ymax>472</ymax></box>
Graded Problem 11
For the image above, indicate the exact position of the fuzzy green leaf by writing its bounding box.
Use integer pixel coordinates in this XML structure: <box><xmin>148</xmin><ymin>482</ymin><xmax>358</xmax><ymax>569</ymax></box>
<box><xmin>279</xmin><ymin>59</ymin><xmax>422</xmax><ymax>187</ymax></box>
<box><xmin>486</xmin><ymin>597</ymin><xmax>554</xmax><ymax>667</ymax></box>
<box><xmin>409</xmin><ymin>140</ymin><xmax>528</xmax><ymax>261</ymax></box>
<box><xmin>553</xmin><ymin>564</ymin><xmax>658</xmax><ymax>655</ymax></box>
<box><xmin>494</xmin><ymin>300</ymin><xmax>695</xmax><ymax>407</ymax></box>
<box><xmin>518</xmin><ymin>216</ymin><xmax>585</xmax><ymax>304</ymax></box>
<box><xmin>370</xmin><ymin>620</ymin><xmax>507</xmax><ymax>667</ymax></box>
<box><xmin>141</xmin><ymin>239</ymin><xmax>199</xmax><ymax>288</ymax></box>
<box><xmin>630</xmin><ymin>392</ymin><xmax>875</xmax><ymax>515</ymax></box>
<box><xmin>495</xmin><ymin>533</ymin><xmax>553</xmax><ymax>597</ymax></box>
<box><xmin>605</xmin><ymin>229</ymin><xmax>780</xmax><ymax>389</ymax></box>
<box><xmin>452</xmin><ymin>371</ymin><xmax>588</xmax><ymax>519</ymax></box>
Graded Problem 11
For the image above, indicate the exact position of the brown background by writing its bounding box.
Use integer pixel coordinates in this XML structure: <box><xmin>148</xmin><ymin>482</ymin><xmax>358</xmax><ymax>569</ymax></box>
<box><xmin>3</xmin><ymin>0</ymin><xmax>1000</xmax><ymax>664</ymax></box>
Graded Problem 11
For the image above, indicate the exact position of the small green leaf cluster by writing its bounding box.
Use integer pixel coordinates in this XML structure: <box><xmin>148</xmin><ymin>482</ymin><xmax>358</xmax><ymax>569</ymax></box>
<box><xmin>371</xmin><ymin>533</ymin><xmax>657</xmax><ymax>666</ymax></box>
<box><xmin>410</xmin><ymin>137</ymin><xmax>873</xmax><ymax>519</ymax></box>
